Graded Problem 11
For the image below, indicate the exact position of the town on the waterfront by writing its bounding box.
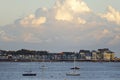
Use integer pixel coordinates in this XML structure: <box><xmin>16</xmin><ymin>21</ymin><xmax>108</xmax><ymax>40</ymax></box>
<box><xmin>0</xmin><ymin>48</ymin><xmax>120</xmax><ymax>62</ymax></box>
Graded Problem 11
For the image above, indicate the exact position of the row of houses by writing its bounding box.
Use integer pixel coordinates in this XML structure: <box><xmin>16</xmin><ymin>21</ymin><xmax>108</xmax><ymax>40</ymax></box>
<box><xmin>79</xmin><ymin>48</ymin><xmax>114</xmax><ymax>60</ymax></box>
<box><xmin>0</xmin><ymin>48</ymin><xmax>115</xmax><ymax>61</ymax></box>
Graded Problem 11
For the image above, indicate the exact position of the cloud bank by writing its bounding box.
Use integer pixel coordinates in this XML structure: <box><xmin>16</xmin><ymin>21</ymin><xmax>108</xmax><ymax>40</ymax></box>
<box><xmin>0</xmin><ymin>0</ymin><xmax>120</xmax><ymax>56</ymax></box>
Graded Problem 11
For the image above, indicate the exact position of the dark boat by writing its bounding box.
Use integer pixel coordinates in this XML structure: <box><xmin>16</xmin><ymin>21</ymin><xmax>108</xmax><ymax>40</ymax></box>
<box><xmin>22</xmin><ymin>73</ymin><xmax>36</xmax><ymax>76</ymax></box>
<box><xmin>22</xmin><ymin>71</ymin><xmax>36</xmax><ymax>76</ymax></box>
<box><xmin>70</xmin><ymin>67</ymin><xmax>80</xmax><ymax>70</ymax></box>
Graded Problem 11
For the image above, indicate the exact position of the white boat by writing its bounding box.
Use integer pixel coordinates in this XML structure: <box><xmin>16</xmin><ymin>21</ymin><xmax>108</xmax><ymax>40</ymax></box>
<box><xmin>66</xmin><ymin>71</ymin><xmax>80</xmax><ymax>76</ymax></box>
<box><xmin>66</xmin><ymin>53</ymin><xmax>80</xmax><ymax>76</ymax></box>
<box><xmin>40</xmin><ymin>57</ymin><xmax>48</xmax><ymax>69</ymax></box>
<box><xmin>40</xmin><ymin>65</ymin><xmax>48</xmax><ymax>69</ymax></box>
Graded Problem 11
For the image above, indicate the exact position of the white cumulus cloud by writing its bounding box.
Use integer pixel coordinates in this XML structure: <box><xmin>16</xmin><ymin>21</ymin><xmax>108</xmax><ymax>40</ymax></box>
<box><xmin>100</xmin><ymin>6</ymin><xmax>120</xmax><ymax>25</ymax></box>
<box><xmin>55</xmin><ymin>0</ymin><xmax>90</xmax><ymax>23</ymax></box>
<box><xmin>20</xmin><ymin>14</ymin><xmax>46</xmax><ymax>27</ymax></box>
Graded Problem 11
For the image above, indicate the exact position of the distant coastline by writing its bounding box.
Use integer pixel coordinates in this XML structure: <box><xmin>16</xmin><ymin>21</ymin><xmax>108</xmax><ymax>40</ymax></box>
<box><xmin>0</xmin><ymin>48</ymin><xmax>119</xmax><ymax>62</ymax></box>
<box><xmin>0</xmin><ymin>59</ymin><xmax>120</xmax><ymax>62</ymax></box>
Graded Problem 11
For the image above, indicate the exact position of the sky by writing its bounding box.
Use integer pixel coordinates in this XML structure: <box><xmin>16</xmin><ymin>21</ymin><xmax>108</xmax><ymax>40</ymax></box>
<box><xmin>0</xmin><ymin>0</ymin><xmax>120</xmax><ymax>57</ymax></box>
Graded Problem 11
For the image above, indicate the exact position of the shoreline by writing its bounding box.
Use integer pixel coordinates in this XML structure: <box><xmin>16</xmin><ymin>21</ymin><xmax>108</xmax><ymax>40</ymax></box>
<box><xmin>0</xmin><ymin>59</ymin><xmax>120</xmax><ymax>62</ymax></box>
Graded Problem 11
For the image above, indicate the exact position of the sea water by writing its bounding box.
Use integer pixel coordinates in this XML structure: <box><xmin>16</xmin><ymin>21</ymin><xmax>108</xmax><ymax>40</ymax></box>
<box><xmin>0</xmin><ymin>62</ymin><xmax>120</xmax><ymax>80</ymax></box>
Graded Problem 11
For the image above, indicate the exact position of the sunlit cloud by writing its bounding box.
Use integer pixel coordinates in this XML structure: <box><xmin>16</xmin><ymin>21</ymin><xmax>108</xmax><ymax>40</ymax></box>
<box><xmin>67</xmin><ymin>0</ymin><xmax>90</xmax><ymax>13</ymax></box>
<box><xmin>55</xmin><ymin>9</ymin><xmax>73</xmax><ymax>21</ymax></box>
<box><xmin>77</xmin><ymin>17</ymin><xmax>86</xmax><ymax>24</ymax></box>
<box><xmin>55</xmin><ymin>0</ymin><xmax>90</xmax><ymax>23</ymax></box>
<box><xmin>20</xmin><ymin>14</ymin><xmax>46</xmax><ymax>27</ymax></box>
<box><xmin>100</xmin><ymin>6</ymin><xmax>120</xmax><ymax>25</ymax></box>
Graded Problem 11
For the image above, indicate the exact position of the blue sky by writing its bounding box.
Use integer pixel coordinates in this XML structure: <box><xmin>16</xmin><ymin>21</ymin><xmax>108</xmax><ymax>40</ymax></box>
<box><xmin>0</xmin><ymin>0</ymin><xmax>120</xmax><ymax>57</ymax></box>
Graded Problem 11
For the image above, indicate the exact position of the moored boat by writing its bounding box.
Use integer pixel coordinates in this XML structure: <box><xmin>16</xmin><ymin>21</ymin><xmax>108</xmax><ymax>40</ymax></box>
<box><xmin>22</xmin><ymin>71</ymin><xmax>36</xmax><ymax>76</ymax></box>
<box><xmin>22</xmin><ymin>73</ymin><xmax>36</xmax><ymax>76</ymax></box>
<box><xmin>70</xmin><ymin>66</ymin><xmax>80</xmax><ymax>70</ymax></box>
<box><xmin>66</xmin><ymin>53</ymin><xmax>80</xmax><ymax>76</ymax></box>
<box><xmin>66</xmin><ymin>71</ymin><xmax>80</xmax><ymax>76</ymax></box>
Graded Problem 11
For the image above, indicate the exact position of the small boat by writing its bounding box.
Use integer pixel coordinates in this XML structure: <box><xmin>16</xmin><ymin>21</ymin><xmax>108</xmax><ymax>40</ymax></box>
<box><xmin>40</xmin><ymin>64</ymin><xmax>48</xmax><ymax>68</ymax></box>
<box><xmin>22</xmin><ymin>71</ymin><xmax>36</xmax><ymax>76</ymax></box>
<box><xmin>22</xmin><ymin>73</ymin><xmax>36</xmax><ymax>76</ymax></box>
<box><xmin>66</xmin><ymin>71</ymin><xmax>80</xmax><ymax>76</ymax></box>
<box><xmin>40</xmin><ymin>57</ymin><xmax>48</xmax><ymax>69</ymax></box>
<box><xmin>70</xmin><ymin>67</ymin><xmax>80</xmax><ymax>70</ymax></box>
<box><xmin>66</xmin><ymin>54</ymin><xmax>80</xmax><ymax>76</ymax></box>
<box><xmin>22</xmin><ymin>58</ymin><xmax>36</xmax><ymax>76</ymax></box>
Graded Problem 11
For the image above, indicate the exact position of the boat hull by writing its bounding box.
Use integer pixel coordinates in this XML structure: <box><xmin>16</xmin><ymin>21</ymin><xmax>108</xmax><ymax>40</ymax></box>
<box><xmin>70</xmin><ymin>67</ymin><xmax>80</xmax><ymax>70</ymax></box>
<box><xmin>66</xmin><ymin>73</ymin><xmax>80</xmax><ymax>76</ymax></box>
<box><xmin>22</xmin><ymin>73</ymin><xmax>36</xmax><ymax>76</ymax></box>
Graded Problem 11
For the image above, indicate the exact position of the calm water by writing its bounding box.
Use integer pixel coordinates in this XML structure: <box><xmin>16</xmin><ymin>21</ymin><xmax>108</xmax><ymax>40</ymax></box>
<box><xmin>0</xmin><ymin>62</ymin><xmax>120</xmax><ymax>80</ymax></box>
